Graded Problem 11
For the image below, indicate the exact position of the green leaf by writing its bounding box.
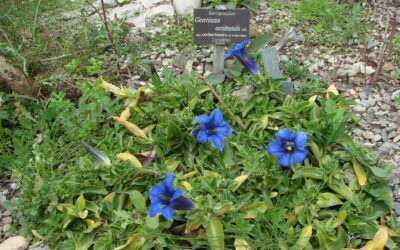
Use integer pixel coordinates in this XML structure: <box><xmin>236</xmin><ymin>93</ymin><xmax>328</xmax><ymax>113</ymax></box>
<box><xmin>222</xmin><ymin>140</ymin><xmax>233</xmax><ymax>165</ymax></box>
<box><xmin>292</xmin><ymin>167</ymin><xmax>324</xmax><ymax>180</ymax></box>
<box><xmin>94</xmin><ymin>233</ymin><xmax>112</xmax><ymax>250</ymax></box>
<box><xmin>207</xmin><ymin>72</ymin><xmax>225</xmax><ymax>85</ymax></box>
<box><xmin>165</xmin><ymin>159</ymin><xmax>180</xmax><ymax>172</ymax></box>
<box><xmin>204</xmin><ymin>216</ymin><xmax>225</xmax><ymax>250</ymax></box>
<box><xmin>317</xmin><ymin>193</ymin><xmax>343</xmax><ymax>208</ymax></box>
<box><xmin>242</xmin><ymin>96</ymin><xmax>257</xmax><ymax>117</ymax></box>
<box><xmin>248</xmin><ymin>33</ymin><xmax>274</xmax><ymax>52</ymax></box>
<box><xmin>75</xmin><ymin>232</ymin><xmax>95</xmax><ymax>250</ymax></box>
<box><xmin>81</xmin><ymin>186</ymin><xmax>108</xmax><ymax>195</ymax></box>
<box><xmin>75</xmin><ymin>194</ymin><xmax>86</xmax><ymax>211</ymax></box>
<box><xmin>145</xmin><ymin>215</ymin><xmax>159</xmax><ymax>229</ymax></box>
<box><xmin>368</xmin><ymin>166</ymin><xmax>389</xmax><ymax>180</ymax></box>
<box><xmin>240</xmin><ymin>201</ymin><xmax>269</xmax><ymax>219</ymax></box>
<box><xmin>128</xmin><ymin>190</ymin><xmax>146</xmax><ymax>213</ymax></box>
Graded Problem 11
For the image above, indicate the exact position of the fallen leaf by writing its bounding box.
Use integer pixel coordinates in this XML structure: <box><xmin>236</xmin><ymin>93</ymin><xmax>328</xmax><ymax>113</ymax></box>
<box><xmin>117</xmin><ymin>152</ymin><xmax>143</xmax><ymax>168</ymax></box>
<box><xmin>113</xmin><ymin>116</ymin><xmax>148</xmax><ymax>139</ymax></box>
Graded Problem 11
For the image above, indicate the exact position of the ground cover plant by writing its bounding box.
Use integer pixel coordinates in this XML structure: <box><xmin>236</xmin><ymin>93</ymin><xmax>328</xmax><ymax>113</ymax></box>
<box><xmin>1</xmin><ymin>0</ymin><xmax>400</xmax><ymax>249</ymax></box>
<box><xmin>2</xmin><ymin>44</ymin><xmax>400</xmax><ymax>248</ymax></box>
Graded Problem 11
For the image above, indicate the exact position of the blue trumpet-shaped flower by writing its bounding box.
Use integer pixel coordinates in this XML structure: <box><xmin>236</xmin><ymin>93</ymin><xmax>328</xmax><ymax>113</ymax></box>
<box><xmin>192</xmin><ymin>109</ymin><xmax>232</xmax><ymax>151</ymax></box>
<box><xmin>224</xmin><ymin>40</ymin><xmax>259</xmax><ymax>74</ymax></box>
<box><xmin>149</xmin><ymin>173</ymin><xmax>194</xmax><ymax>221</ymax></box>
<box><xmin>267</xmin><ymin>128</ymin><xmax>308</xmax><ymax>168</ymax></box>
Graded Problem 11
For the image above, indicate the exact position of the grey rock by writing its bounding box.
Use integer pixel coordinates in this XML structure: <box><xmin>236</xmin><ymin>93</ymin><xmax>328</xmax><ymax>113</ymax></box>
<box><xmin>362</xmin><ymin>131</ymin><xmax>374</xmax><ymax>140</ymax></box>
<box><xmin>393</xmin><ymin>135</ymin><xmax>400</xmax><ymax>143</ymax></box>
<box><xmin>2</xmin><ymin>216</ymin><xmax>12</xmax><ymax>224</ymax></box>
<box><xmin>388</xmin><ymin>131</ymin><xmax>397</xmax><ymax>139</ymax></box>
<box><xmin>391</xmin><ymin>89</ymin><xmax>400</xmax><ymax>100</ymax></box>
<box><xmin>393</xmin><ymin>202</ymin><xmax>400</xmax><ymax>216</ymax></box>
<box><xmin>0</xmin><ymin>236</ymin><xmax>28</xmax><ymax>250</ymax></box>
<box><xmin>172</xmin><ymin>0</ymin><xmax>201</xmax><ymax>16</ymax></box>
<box><xmin>372</xmin><ymin>134</ymin><xmax>382</xmax><ymax>142</ymax></box>
<box><xmin>281</xmin><ymin>82</ymin><xmax>294</xmax><ymax>97</ymax></box>
<box><xmin>3</xmin><ymin>210</ymin><xmax>11</xmax><ymax>216</ymax></box>
<box><xmin>165</xmin><ymin>49</ymin><xmax>174</xmax><ymax>57</ymax></box>
<box><xmin>353</xmin><ymin>105</ymin><xmax>366</xmax><ymax>113</ymax></box>
<box><xmin>232</xmin><ymin>85</ymin><xmax>256</xmax><ymax>101</ymax></box>
<box><xmin>3</xmin><ymin>224</ymin><xmax>11</xmax><ymax>232</ymax></box>
<box><xmin>184</xmin><ymin>59</ymin><xmax>193</xmax><ymax>73</ymax></box>
<box><xmin>0</xmin><ymin>193</ymin><xmax>6</xmax><ymax>207</ymax></box>
<box><xmin>392</xmin><ymin>185</ymin><xmax>400</xmax><ymax>197</ymax></box>
<box><xmin>352</xmin><ymin>128</ymin><xmax>363</xmax><ymax>136</ymax></box>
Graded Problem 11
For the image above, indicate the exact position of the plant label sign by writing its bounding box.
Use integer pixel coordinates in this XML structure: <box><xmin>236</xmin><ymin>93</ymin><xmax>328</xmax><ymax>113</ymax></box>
<box><xmin>193</xmin><ymin>8</ymin><xmax>250</xmax><ymax>45</ymax></box>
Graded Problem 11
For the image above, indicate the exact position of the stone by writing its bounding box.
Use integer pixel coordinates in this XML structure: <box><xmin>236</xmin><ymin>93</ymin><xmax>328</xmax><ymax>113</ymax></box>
<box><xmin>281</xmin><ymin>82</ymin><xmax>294</xmax><ymax>97</ymax></box>
<box><xmin>0</xmin><ymin>55</ymin><xmax>34</xmax><ymax>96</ymax></box>
<box><xmin>164</xmin><ymin>49</ymin><xmax>174</xmax><ymax>57</ymax></box>
<box><xmin>109</xmin><ymin>3</ymin><xmax>142</xmax><ymax>19</ymax></box>
<box><xmin>391</xmin><ymin>89</ymin><xmax>400</xmax><ymax>100</ymax></box>
<box><xmin>92</xmin><ymin>0</ymin><xmax>118</xmax><ymax>9</ymax></box>
<box><xmin>372</xmin><ymin>134</ymin><xmax>382</xmax><ymax>142</ymax></box>
<box><xmin>0</xmin><ymin>193</ymin><xmax>6</xmax><ymax>207</ymax></box>
<box><xmin>261</xmin><ymin>47</ymin><xmax>282</xmax><ymax>79</ymax></box>
<box><xmin>3</xmin><ymin>210</ymin><xmax>12</xmax><ymax>217</ymax></box>
<box><xmin>3</xmin><ymin>224</ymin><xmax>11</xmax><ymax>233</ymax></box>
<box><xmin>172</xmin><ymin>0</ymin><xmax>201</xmax><ymax>16</ymax></box>
<box><xmin>362</xmin><ymin>131</ymin><xmax>374</xmax><ymax>140</ymax></box>
<box><xmin>393</xmin><ymin>135</ymin><xmax>400</xmax><ymax>143</ymax></box>
<box><xmin>0</xmin><ymin>236</ymin><xmax>28</xmax><ymax>250</ymax></box>
<box><xmin>184</xmin><ymin>59</ymin><xmax>193</xmax><ymax>73</ymax></box>
<box><xmin>126</xmin><ymin>4</ymin><xmax>174</xmax><ymax>28</ymax></box>
<box><xmin>353</xmin><ymin>105</ymin><xmax>366</xmax><ymax>113</ymax></box>
<box><xmin>232</xmin><ymin>85</ymin><xmax>256</xmax><ymax>101</ymax></box>
<box><xmin>2</xmin><ymin>216</ymin><xmax>12</xmax><ymax>224</ymax></box>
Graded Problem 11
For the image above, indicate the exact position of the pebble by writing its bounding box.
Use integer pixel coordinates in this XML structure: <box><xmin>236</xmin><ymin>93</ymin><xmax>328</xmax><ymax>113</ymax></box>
<box><xmin>353</xmin><ymin>105</ymin><xmax>366</xmax><ymax>113</ymax></box>
<box><xmin>3</xmin><ymin>210</ymin><xmax>12</xmax><ymax>217</ymax></box>
<box><xmin>372</xmin><ymin>134</ymin><xmax>382</xmax><ymax>142</ymax></box>
<box><xmin>2</xmin><ymin>216</ymin><xmax>13</xmax><ymax>224</ymax></box>
<box><xmin>0</xmin><ymin>236</ymin><xmax>28</xmax><ymax>250</ymax></box>
<box><xmin>3</xmin><ymin>224</ymin><xmax>11</xmax><ymax>233</ymax></box>
<box><xmin>393</xmin><ymin>135</ymin><xmax>400</xmax><ymax>143</ymax></box>
<box><xmin>164</xmin><ymin>49</ymin><xmax>174</xmax><ymax>57</ymax></box>
<box><xmin>362</xmin><ymin>131</ymin><xmax>374</xmax><ymax>140</ymax></box>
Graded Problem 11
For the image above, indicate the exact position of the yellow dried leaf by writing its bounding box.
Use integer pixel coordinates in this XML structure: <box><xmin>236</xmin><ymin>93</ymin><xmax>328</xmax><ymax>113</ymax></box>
<box><xmin>267</xmin><ymin>126</ymin><xmax>279</xmax><ymax>131</ymax></box>
<box><xmin>181</xmin><ymin>181</ymin><xmax>192</xmax><ymax>191</ymax></box>
<box><xmin>113</xmin><ymin>116</ymin><xmax>148</xmax><ymax>139</ymax></box>
<box><xmin>31</xmin><ymin>230</ymin><xmax>45</xmax><ymax>240</ymax></box>
<box><xmin>104</xmin><ymin>192</ymin><xmax>115</xmax><ymax>202</ymax></box>
<box><xmin>120</xmin><ymin>107</ymin><xmax>131</xmax><ymax>121</ymax></box>
<box><xmin>183</xmin><ymin>171</ymin><xmax>198</xmax><ymax>179</ymax></box>
<box><xmin>269</xmin><ymin>192</ymin><xmax>278</xmax><ymax>198</ymax></box>
<box><xmin>360</xmin><ymin>240</ymin><xmax>374</xmax><ymax>250</ymax></box>
<box><xmin>295</xmin><ymin>225</ymin><xmax>312</xmax><ymax>248</ymax></box>
<box><xmin>326</xmin><ymin>84</ymin><xmax>339</xmax><ymax>97</ymax></box>
<box><xmin>353</xmin><ymin>160</ymin><xmax>367</xmax><ymax>186</ymax></box>
<box><xmin>101</xmin><ymin>79</ymin><xmax>121</xmax><ymax>94</ymax></box>
<box><xmin>234</xmin><ymin>238</ymin><xmax>251</xmax><ymax>250</ymax></box>
<box><xmin>93</xmin><ymin>221</ymin><xmax>104</xmax><ymax>229</ymax></box>
<box><xmin>114</xmin><ymin>233</ymin><xmax>145</xmax><ymax>250</ymax></box>
<box><xmin>231</xmin><ymin>175</ymin><xmax>249</xmax><ymax>192</ymax></box>
<box><xmin>372</xmin><ymin>226</ymin><xmax>388</xmax><ymax>250</ymax></box>
<box><xmin>309</xmin><ymin>95</ymin><xmax>318</xmax><ymax>103</ymax></box>
<box><xmin>117</xmin><ymin>152</ymin><xmax>143</xmax><ymax>168</ymax></box>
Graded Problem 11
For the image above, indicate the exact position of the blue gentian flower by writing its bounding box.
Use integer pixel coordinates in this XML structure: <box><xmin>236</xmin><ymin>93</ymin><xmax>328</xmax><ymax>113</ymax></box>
<box><xmin>224</xmin><ymin>40</ymin><xmax>259</xmax><ymax>74</ymax></box>
<box><xmin>267</xmin><ymin>128</ymin><xmax>308</xmax><ymax>168</ymax></box>
<box><xmin>192</xmin><ymin>109</ymin><xmax>232</xmax><ymax>151</ymax></box>
<box><xmin>149</xmin><ymin>173</ymin><xmax>194</xmax><ymax>221</ymax></box>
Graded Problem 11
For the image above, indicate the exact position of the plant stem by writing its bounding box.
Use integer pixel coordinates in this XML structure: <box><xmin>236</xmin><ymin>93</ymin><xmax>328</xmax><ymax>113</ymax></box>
<box><xmin>205</xmin><ymin>80</ymin><xmax>247</xmax><ymax>130</ymax></box>
<box><xmin>368</xmin><ymin>18</ymin><xmax>396</xmax><ymax>85</ymax></box>
<box><xmin>99</xmin><ymin>0</ymin><xmax>121</xmax><ymax>74</ymax></box>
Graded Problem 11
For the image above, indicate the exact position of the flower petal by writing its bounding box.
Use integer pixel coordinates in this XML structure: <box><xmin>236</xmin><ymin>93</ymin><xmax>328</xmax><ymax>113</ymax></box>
<box><xmin>267</xmin><ymin>141</ymin><xmax>283</xmax><ymax>156</ymax></box>
<box><xmin>224</xmin><ymin>40</ymin><xmax>251</xmax><ymax>59</ymax></box>
<box><xmin>149</xmin><ymin>183</ymin><xmax>166</xmax><ymax>202</ymax></box>
<box><xmin>163</xmin><ymin>173</ymin><xmax>175</xmax><ymax>194</ymax></box>
<box><xmin>217</xmin><ymin>122</ymin><xmax>232</xmax><ymax>135</ymax></box>
<box><xmin>294</xmin><ymin>132</ymin><xmax>307</xmax><ymax>148</ymax></box>
<box><xmin>172</xmin><ymin>188</ymin><xmax>183</xmax><ymax>200</ymax></box>
<box><xmin>291</xmin><ymin>150</ymin><xmax>308</xmax><ymax>164</ymax></box>
<box><xmin>172</xmin><ymin>196</ymin><xmax>195</xmax><ymax>210</ymax></box>
<box><xmin>237</xmin><ymin>49</ymin><xmax>259</xmax><ymax>74</ymax></box>
<box><xmin>148</xmin><ymin>201</ymin><xmax>162</xmax><ymax>217</ymax></box>
<box><xmin>196</xmin><ymin>129</ymin><xmax>208</xmax><ymax>143</ymax></box>
<box><xmin>210</xmin><ymin>109</ymin><xmax>223</xmax><ymax>125</ymax></box>
<box><xmin>210</xmin><ymin>135</ymin><xmax>224</xmax><ymax>151</ymax></box>
<box><xmin>278</xmin><ymin>154</ymin><xmax>291</xmax><ymax>168</ymax></box>
<box><xmin>161</xmin><ymin>206</ymin><xmax>174</xmax><ymax>221</ymax></box>
<box><xmin>192</xmin><ymin>127</ymin><xmax>201</xmax><ymax>137</ymax></box>
<box><xmin>196</xmin><ymin>115</ymin><xmax>210</xmax><ymax>125</ymax></box>
<box><xmin>276</xmin><ymin>128</ymin><xmax>291</xmax><ymax>142</ymax></box>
